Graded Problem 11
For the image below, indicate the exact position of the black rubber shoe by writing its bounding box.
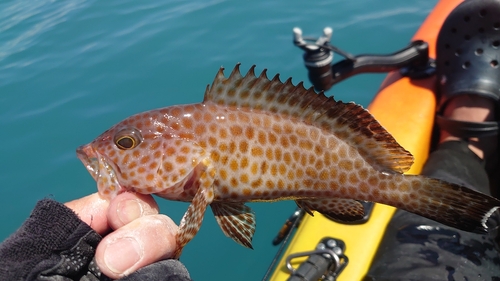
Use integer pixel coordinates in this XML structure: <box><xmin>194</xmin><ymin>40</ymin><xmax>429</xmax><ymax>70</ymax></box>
<box><xmin>436</xmin><ymin>0</ymin><xmax>500</xmax><ymax>138</ymax></box>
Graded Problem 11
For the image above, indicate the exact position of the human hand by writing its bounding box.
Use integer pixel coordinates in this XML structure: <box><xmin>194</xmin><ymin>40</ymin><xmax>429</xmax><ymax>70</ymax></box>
<box><xmin>65</xmin><ymin>192</ymin><xmax>179</xmax><ymax>279</ymax></box>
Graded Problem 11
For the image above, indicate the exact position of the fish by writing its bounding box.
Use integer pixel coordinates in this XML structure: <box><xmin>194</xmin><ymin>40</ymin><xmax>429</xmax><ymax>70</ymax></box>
<box><xmin>77</xmin><ymin>64</ymin><xmax>500</xmax><ymax>258</ymax></box>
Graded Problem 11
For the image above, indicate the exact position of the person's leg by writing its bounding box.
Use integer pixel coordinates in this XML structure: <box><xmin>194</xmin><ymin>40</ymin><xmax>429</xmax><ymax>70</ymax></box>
<box><xmin>439</xmin><ymin>95</ymin><xmax>496</xmax><ymax>161</ymax></box>
<box><xmin>422</xmin><ymin>95</ymin><xmax>497</xmax><ymax>195</ymax></box>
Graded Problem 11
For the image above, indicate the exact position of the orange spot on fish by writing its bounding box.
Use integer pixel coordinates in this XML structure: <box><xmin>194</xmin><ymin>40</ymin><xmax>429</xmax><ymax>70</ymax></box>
<box><xmin>170</xmin><ymin>107</ymin><xmax>182</xmax><ymax>117</ymax></box>
<box><xmin>277</xmin><ymin>179</ymin><xmax>285</xmax><ymax>190</ymax></box>
<box><xmin>164</xmin><ymin>162</ymin><xmax>174</xmax><ymax>172</ymax></box>
<box><xmin>278</xmin><ymin>164</ymin><xmax>287</xmax><ymax>176</ymax></box>
<box><xmin>339</xmin><ymin>160</ymin><xmax>353</xmax><ymax>171</ymax></box>
<box><xmin>260</xmin><ymin>161</ymin><xmax>269</xmax><ymax>174</ymax></box>
<box><xmin>219</xmin><ymin>128</ymin><xmax>228</xmax><ymax>139</ymax></box>
<box><xmin>230</xmin><ymin>125</ymin><xmax>242</xmax><ymax>136</ymax></box>
<box><xmin>146</xmin><ymin>174</ymin><xmax>155</xmax><ymax>182</ymax></box>
<box><xmin>128</xmin><ymin>162</ymin><xmax>137</xmax><ymax>169</ymax></box>
<box><xmin>268</xmin><ymin>132</ymin><xmax>277</xmax><ymax>145</ymax></box>
<box><xmin>230</xmin><ymin>177</ymin><xmax>238</xmax><ymax>187</ymax></box>
<box><xmin>368</xmin><ymin>176</ymin><xmax>379</xmax><ymax>186</ymax></box>
<box><xmin>149</xmin><ymin>162</ymin><xmax>159</xmax><ymax>171</ymax></box>
<box><xmin>141</xmin><ymin>156</ymin><xmax>150</xmax><ymax>164</ymax></box>
<box><xmin>272</xmin><ymin>124</ymin><xmax>282</xmax><ymax>134</ymax></box>
<box><xmin>319</xmin><ymin>170</ymin><xmax>329</xmax><ymax>180</ymax></box>
<box><xmin>296</xmin><ymin>168</ymin><xmax>304</xmax><ymax>178</ymax></box>
<box><xmin>239</xmin><ymin>142</ymin><xmax>249</xmax><ymax>153</ymax></box>
<box><xmin>138</xmin><ymin>167</ymin><xmax>146</xmax><ymax>174</ymax></box>
<box><xmin>203</xmin><ymin>112</ymin><xmax>213</xmax><ymax>123</ymax></box>
<box><xmin>220</xmin><ymin>155</ymin><xmax>229</xmax><ymax>165</ymax></box>
<box><xmin>379</xmin><ymin>181</ymin><xmax>388</xmax><ymax>190</ymax></box>
<box><xmin>349</xmin><ymin>173</ymin><xmax>359</xmax><ymax>184</ymax></box>
<box><xmin>338</xmin><ymin>147</ymin><xmax>347</xmax><ymax>158</ymax></box>
<box><xmin>166</xmin><ymin>147</ymin><xmax>176</xmax><ymax>156</ymax></box>
<box><xmin>257</xmin><ymin>131</ymin><xmax>266</xmax><ymax>145</ymax></box>
<box><xmin>251</xmin><ymin>116</ymin><xmax>261</xmax><ymax>126</ymax></box>
<box><xmin>280</xmin><ymin>136</ymin><xmax>289</xmax><ymax>148</ymax></box>
<box><xmin>171</xmin><ymin>122</ymin><xmax>181</xmax><ymax>131</ymax></box>
<box><xmin>263</xmin><ymin>116</ymin><xmax>271</xmax><ymax>128</ymax></box>
<box><xmin>265</xmin><ymin>148</ymin><xmax>273</xmax><ymax>161</ymax></box>
<box><xmin>270</xmin><ymin>164</ymin><xmax>278</xmax><ymax>176</ymax></box>
<box><xmin>240</xmin><ymin>157</ymin><xmax>249</xmax><ymax>169</ymax></box>
<box><xmin>208</xmin><ymin>137</ymin><xmax>217</xmax><ymax>147</ymax></box>
<box><xmin>193</xmin><ymin>111</ymin><xmax>202</xmax><ymax>120</ymax></box>
<box><xmin>331</xmin><ymin>152</ymin><xmax>339</xmax><ymax>164</ymax></box>
<box><xmin>313</xmin><ymin>159</ymin><xmax>323</xmax><ymax>170</ymax></box>
<box><xmin>310</xmin><ymin>128</ymin><xmax>319</xmax><ymax>141</ymax></box>
<box><xmin>219</xmin><ymin>169</ymin><xmax>228</xmax><ymax>180</ymax></box>
<box><xmin>305</xmin><ymin>167</ymin><xmax>317</xmax><ymax>178</ymax></box>
<box><xmin>251</xmin><ymin>178</ymin><xmax>262</xmax><ymax>189</ymax></box>
<box><xmin>176</xmin><ymin>156</ymin><xmax>187</xmax><ymax>164</ymax></box>
<box><xmin>229</xmin><ymin>159</ymin><xmax>239</xmax><ymax>171</ymax></box>
<box><xmin>265</xmin><ymin>180</ymin><xmax>274</xmax><ymax>189</ymax></box>
<box><xmin>389</xmin><ymin>181</ymin><xmax>397</xmax><ymax>191</ymax></box>
<box><xmin>245</xmin><ymin>127</ymin><xmax>254</xmax><ymax>139</ymax></box>
<box><xmin>240</xmin><ymin>174</ymin><xmax>249</xmax><ymax>184</ymax></box>
<box><xmin>228</xmin><ymin>142</ymin><xmax>236</xmax><ymax>153</ymax></box>
<box><xmin>154</xmin><ymin>150</ymin><xmax>162</xmax><ymax>159</ymax></box>
<box><xmin>400</xmin><ymin>182</ymin><xmax>410</xmax><ymax>192</ymax></box>
<box><xmin>180</xmin><ymin>146</ymin><xmax>190</xmax><ymax>154</ymax></box>
<box><xmin>359</xmin><ymin>182</ymin><xmax>369</xmax><ymax>193</ymax></box>
<box><xmin>251</xmin><ymin>147</ymin><xmax>263</xmax><ymax>157</ymax></box>
<box><xmin>299</xmin><ymin>139</ymin><xmax>313</xmax><ymax>150</ymax></box>
<box><xmin>211</xmin><ymin>151</ymin><xmax>220</xmax><ymax>162</ymax></box>
<box><xmin>218</xmin><ymin>143</ymin><xmax>228</xmax><ymax>152</ymax></box>
<box><xmin>338</xmin><ymin>172</ymin><xmax>347</xmax><ymax>185</ymax></box>
<box><xmin>195</xmin><ymin>124</ymin><xmax>205</xmax><ymax>135</ymax></box>
<box><xmin>182</xmin><ymin>118</ymin><xmax>193</xmax><ymax>129</ymax></box>
<box><xmin>250</xmin><ymin>163</ymin><xmax>258</xmax><ymax>175</ymax></box>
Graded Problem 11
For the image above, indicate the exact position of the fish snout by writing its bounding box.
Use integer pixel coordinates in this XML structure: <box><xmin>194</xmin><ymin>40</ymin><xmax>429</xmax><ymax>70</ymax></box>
<box><xmin>76</xmin><ymin>144</ymin><xmax>99</xmax><ymax>181</ymax></box>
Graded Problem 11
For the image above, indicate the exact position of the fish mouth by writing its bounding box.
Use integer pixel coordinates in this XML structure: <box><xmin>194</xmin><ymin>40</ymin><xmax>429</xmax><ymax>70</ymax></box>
<box><xmin>76</xmin><ymin>144</ymin><xmax>99</xmax><ymax>182</ymax></box>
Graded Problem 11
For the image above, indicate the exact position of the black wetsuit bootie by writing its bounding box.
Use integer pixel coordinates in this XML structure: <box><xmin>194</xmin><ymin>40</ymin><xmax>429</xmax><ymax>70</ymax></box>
<box><xmin>435</xmin><ymin>0</ymin><xmax>500</xmax><ymax>137</ymax></box>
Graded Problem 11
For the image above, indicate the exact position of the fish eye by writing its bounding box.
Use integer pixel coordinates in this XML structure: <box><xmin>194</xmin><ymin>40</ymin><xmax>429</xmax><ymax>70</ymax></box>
<box><xmin>114</xmin><ymin>128</ymin><xmax>143</xmax><ymax>150</ymax></box>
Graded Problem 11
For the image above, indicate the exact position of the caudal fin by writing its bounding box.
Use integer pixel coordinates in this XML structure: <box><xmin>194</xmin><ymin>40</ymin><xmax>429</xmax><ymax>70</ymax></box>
<box><xmin>397</xmin><ymin>176</ymin><xmax>499</xmax><ymax>234</ymax></box>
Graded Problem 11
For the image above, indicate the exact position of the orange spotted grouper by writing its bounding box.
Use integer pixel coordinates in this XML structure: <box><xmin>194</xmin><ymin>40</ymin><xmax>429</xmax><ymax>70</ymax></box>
<box><xmin>77</xmin><ymin>64</ymin><xmax>500</xmax><ymax>257</ymax></box>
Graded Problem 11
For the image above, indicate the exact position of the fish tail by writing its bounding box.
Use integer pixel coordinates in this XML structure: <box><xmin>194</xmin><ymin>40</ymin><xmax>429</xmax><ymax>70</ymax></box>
<box><xmin>394</xmin><ymin>175</ymin><xmax>500</xmax><ymax>234</ymax></box>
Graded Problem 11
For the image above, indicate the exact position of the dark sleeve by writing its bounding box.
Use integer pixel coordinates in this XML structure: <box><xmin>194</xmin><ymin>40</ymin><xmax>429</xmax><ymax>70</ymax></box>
<box><xmin>0</xmin><ymin>199</ymin><xmax>192</xmax><ymax>281</ymax></box>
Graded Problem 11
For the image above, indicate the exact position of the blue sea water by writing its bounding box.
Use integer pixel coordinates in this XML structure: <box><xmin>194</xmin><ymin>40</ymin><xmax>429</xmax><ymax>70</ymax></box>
<box><xmin>0</xmin><ymin>0</ymin><xmax>436</xmax><ymax>280</ymax></box>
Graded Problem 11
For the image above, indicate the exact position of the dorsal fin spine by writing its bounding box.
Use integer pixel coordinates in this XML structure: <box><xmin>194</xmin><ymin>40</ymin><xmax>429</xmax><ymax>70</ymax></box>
<box><xmin>203</xmin><ymin>64</ymin><xmax>414</xmax><ymax>173</ymax></box>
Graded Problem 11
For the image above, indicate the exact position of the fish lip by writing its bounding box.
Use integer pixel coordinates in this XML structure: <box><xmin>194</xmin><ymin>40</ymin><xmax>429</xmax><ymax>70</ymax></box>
<box><xmin>76</xmin><ymin>144</ymin><xmax>99</xmax><ymax>182</ymax></box>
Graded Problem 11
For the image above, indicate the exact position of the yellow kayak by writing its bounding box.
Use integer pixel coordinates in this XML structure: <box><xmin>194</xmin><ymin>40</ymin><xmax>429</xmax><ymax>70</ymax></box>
<box><xmin>269</xmin><ymin>1</ymin><xmax>464</xmax><ymax>280</ymax></box>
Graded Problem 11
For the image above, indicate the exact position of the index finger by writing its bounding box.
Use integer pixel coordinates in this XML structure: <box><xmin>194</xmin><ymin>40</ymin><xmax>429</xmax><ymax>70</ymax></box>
<box><xmin>107</xmin><ymin>192</ymin><xmax>160</xmax><ymax>230</ymax></box>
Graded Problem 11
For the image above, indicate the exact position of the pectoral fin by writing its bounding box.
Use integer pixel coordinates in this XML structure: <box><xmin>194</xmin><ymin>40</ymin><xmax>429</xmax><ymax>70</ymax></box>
<box><xmin>211</xmin><ymin>202</ymin><xmax>256</xmax><ymax>249</ymax></box>
<box><xmin>174</xmin><ymin>159</ymin><xmax>216</xmax><ymax>258</ymax></box>
<box><xmin>296</xmin><ymin>198</ymin><xmax>365</xmax><ymax>222</ymax></box>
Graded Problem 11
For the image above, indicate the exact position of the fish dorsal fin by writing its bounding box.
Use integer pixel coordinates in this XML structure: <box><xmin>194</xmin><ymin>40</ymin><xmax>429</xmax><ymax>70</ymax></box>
<box><xmin>203</xmin><ymin>64</ymin><xmax>414</xmax><ymax>173</ymax></box>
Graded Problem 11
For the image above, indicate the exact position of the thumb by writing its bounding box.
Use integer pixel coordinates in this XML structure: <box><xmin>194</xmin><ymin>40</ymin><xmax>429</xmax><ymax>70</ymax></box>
<box><xmin>95</xmin><ymin>215</ymin><xmax>179</xmax><ymax>279</ymax></box>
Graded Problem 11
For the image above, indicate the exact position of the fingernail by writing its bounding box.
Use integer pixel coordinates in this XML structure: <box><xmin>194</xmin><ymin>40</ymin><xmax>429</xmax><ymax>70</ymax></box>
<box><xmin>117</xmin><ymin>199</ymin><xmax>144</xmax><ymax>224</ymax></box>
<box><xmin>104</xmin><ymin>237</ymin><xmax>143</xmax><ymax>275</ymax></box>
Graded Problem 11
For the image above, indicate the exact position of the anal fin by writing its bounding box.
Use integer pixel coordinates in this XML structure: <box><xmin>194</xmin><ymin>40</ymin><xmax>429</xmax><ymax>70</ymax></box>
<box><xmin>296</xmin><ymin>198</ymin><xmax>365</xmax><ymax>222</ymax></box>
<box><xmin>210</xmin><ymin>202</ymin><xmax>256</xmax><ymax>249</ymax></box>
